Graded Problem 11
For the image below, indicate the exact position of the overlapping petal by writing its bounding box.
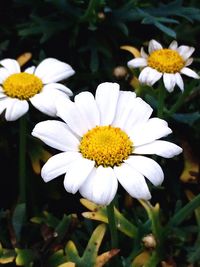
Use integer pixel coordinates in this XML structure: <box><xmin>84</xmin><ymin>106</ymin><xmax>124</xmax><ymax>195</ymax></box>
<box><xmin>64</xmin><ymin>155</ymin><xmax>95</xmax><ymax>194</ymax></box>
<box><xmin>95</xmin><ymin>82</ymin><xmax>119</xmax><ymax>125</ymax></box>
<box><xmin>32</xmin><ymin>120</ymin><xmax>79</xmax><ymax>151</ymax></box>
<box><xmin>0</xmin><ymin>59</ymin><xmax>20</xmax><ymax>74</ymax></box>
<box><xmin>34</xmin><ymin>58</ymin><xmax>75</xmax><ymax>84</ymax></box>
<box><xmin>4</xmin><ymin>98</ymin><xmax>28</xmax><ymax>121</ymax></box>
<box><xmin>75</xmin><ymin>91</ymin><xmax>100</xmax><ymax>130</ymax></box>
<box><xmin>114</xmin><ymin>163</ymin><xmax>151</xmax><ymax>200</ymax></box>
<box><xmin>41</xmin><ymin>152</ymin><xmax>80</xmax><ymax>182</ymax></box>
<box><xmin>79</xmin><ymin>166</ymin><xmax>118</xmax><ymax>205</ymax></box>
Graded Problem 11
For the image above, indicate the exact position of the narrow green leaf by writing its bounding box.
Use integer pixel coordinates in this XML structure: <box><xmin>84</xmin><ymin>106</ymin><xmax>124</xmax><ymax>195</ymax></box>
<box><xmin>12</xmin><ymin>203</ymin><xmax>26</xmax><ymax>242</ymax></box>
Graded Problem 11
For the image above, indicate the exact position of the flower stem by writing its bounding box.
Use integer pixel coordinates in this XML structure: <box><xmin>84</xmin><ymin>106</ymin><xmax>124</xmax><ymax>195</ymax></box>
<box><xmin>19</xmin><ymin>115</ymin><xmax>27</xmax><ymax>204</ymax></box>
<box><xmin>157</xmin><ymin>85</ymin><xmax>166</xmax><ymax>118</ymax></box>
<box><xmin>80</xmin><ymin>0</ymin><xmax>97</xmax><ymax>21</ymax></box>
<box><xmin>106</xmin><ymin>201</ymin><xmax>118</xmax><ymax>248</ymax></box>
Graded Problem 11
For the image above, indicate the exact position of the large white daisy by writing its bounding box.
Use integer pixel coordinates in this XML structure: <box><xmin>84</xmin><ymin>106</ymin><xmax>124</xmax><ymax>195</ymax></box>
<box><xmin>32</xmin><ymin>82</ymin><xmax>182</xmax><ymax>205</ymax></box>
<box><xmin>0</xmin><ymin>58</ymin><xmax>75</xmax><ymax>121</ymax></box>
<box><xmin>127</xmin><ymin>39</ymin><xmax>199</xmax><ymax>92</ymax></box>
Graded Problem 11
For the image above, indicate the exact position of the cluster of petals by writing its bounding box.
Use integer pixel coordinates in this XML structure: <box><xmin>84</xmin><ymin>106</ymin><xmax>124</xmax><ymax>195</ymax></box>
<box><xmin>127</xmin><ymin>39</ymin><xmax>199</xmax><ymax>92</ymax></box>
<box><xmin>0</xmin><ymin>58</ymin><xmax>75</xmax><ymax>121</ymax></box>
<box><xmin>32</xmin><ymin>82</ymin><xmax>182</xmax><ymax>205</ymax></box>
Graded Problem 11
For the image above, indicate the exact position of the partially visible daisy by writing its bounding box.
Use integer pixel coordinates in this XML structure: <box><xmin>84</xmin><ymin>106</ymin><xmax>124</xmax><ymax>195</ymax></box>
<box><xmin>32</xmin><ymin>82</ymin><xmax>182</xmax><ymax>205</ymax></box>
<box><xmin>127</xmin><ymin>39</ymin><xmax>199</xmax><ymax>92</ymax></box>
<box><xmin>0</xmin><ymin>58</ymin><xmax>75</xmax><ymax>121</ymax></box>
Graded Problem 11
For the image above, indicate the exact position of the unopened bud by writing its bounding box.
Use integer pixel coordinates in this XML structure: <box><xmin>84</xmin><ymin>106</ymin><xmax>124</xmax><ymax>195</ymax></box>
<box><xmin>113</xmin><ymin>66</ymin><xmax>128</xmax><ymax>79</ymax></box>
<box><xmin>142</xmin><ymin>234</ymin><xmax>157</xmax><ymax>249</ymax></box>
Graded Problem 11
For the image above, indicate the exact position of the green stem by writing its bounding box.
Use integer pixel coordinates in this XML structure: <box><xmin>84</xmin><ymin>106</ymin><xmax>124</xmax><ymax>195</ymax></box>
<box><xmin>139</xmin><ymin>200</ymin><xmax>164</xmax><ymax>266</ymax></box>
<box><xmin>80</xmin><ymin>0</ymin><xmax>97</xmax><ymax>21</ymax></box>
<box><xmin>106</xmin><ymin>201</ymin><xmax>118</xmax><ymax>248</ymax></box>
<box><xmin>167</xmin><ymin>86</ymin><xmax>191</xmax><ymax>116</ymax></box>
<box><xmin>19</xmin><ymin>115</ymin><xmax>27</xmax><ymax>204</ymax></box>
<box><xmin>157</xmin><ymin>85</ymin><xmax>166</xmax><ymax>118</ymax></box>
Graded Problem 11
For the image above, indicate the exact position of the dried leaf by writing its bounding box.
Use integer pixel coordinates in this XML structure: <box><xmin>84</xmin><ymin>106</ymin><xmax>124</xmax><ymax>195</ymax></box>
<box><xmin>16</xmin><ymin>52</ymin><xmax>32</xmax><ymax>67</ymax></box>
<box><xmin>120</xmin><ymin>45</ymin><xmax>141</xmax><ymax>58</ymax></box>
<box><xmin>180</xmin><ymin>140</ymin><xmax>199</xmax><ymax>183</ymax></box>
<box><xmin>80</xmin><ymin>198</ymin><xmax>138</xmax><ymax>238</ymax></box>
<box><xmin>58</xmin><ymin>263</ymin><xmax>75</xmax><ymax>267</ymax></box>
<box><xmin>95</xmin><ymin>249</ymin><xmax>120</xmax><ymax>267</ymax></box>
<box><xmin>131</xmin><ymin>251</ymin><xmax>150</xmax><ymax>266</ymax></box>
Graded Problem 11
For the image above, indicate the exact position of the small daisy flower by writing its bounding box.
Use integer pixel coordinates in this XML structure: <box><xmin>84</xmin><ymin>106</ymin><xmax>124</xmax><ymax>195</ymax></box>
<box><xmin>0</xmin><ymin>58</ymin><xmax>75</xmax><ymax>121</ymax></box>
<box><xmin>127</xmin><ymin>39</ymin><xmax>200</xmax><ymax>92</ymax></box>
<box><xmin>32</xmin><ymin>82</ymin><xmax>182</xmax><ymax>205</ymax></box>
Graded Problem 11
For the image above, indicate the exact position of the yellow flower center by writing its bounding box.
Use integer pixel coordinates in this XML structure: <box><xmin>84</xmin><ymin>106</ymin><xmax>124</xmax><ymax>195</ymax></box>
<box><xmin>147</xmin><ymin>49</ymin><xmax>185</xmax><ymax>73</ymax></box>
<box><xmin>3</xmin><ymin>73</ymin><xmax>43</xmax><ymax>100</ymax></box>
<box><xmin>79</xmin><ymin>126</ymin><xmax>133</xmax><ymax>167</ymax></box>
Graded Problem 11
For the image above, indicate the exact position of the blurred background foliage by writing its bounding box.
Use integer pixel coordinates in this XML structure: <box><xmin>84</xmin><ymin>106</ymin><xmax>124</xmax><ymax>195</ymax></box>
<box><xmin>0</xmin><ymin>0</ymin><xmax>200</xmax><ymax>266</ymax></box>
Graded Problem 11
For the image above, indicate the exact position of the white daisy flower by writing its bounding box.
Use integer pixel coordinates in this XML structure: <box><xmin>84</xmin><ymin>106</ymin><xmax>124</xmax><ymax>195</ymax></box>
<box><xmin>0</xmin><ymin>58</ymin><xmax>75</xmax><ymax>121</ymax></box>
<box><xmin>127</xmin><ymin>39</ymin><xmax>200</xmax><ymax>92</ymax></box>
<box><xmin>32</xmin><ymin>82</ymin><xmax>182</xmax><ymax>205</ymax></box>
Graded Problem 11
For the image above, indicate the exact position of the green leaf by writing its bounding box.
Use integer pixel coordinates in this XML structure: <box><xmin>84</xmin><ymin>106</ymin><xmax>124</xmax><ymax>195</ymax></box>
<box><xmin>48</xmin><ymin>249</ymin><xmax>67</xmax><ymax>267</ymax></box>
<box><xmin>154</xmin><ymin>21</ymin><xmax>176</xmax><ymax>38</ymax></box>
<box><xmin>12</xmin><ymin>203</ymin><xmax>26</xmax><ymax>242</ymax></box>
<box><xmin>169</xmin><ymin>193</ymin><xmax>200</xmax><ymax>227</ymax></box>
<box><xmin>81</xmin><ymin>224</ymin><xmax>106</xmax><ymax>265</ymax></box>
<box><xmin>0</xmin><ymin>243</ymin><xmax>16</xmax><ymax>264</ymax></box>
<box><xmin>55</xmin><ymin>214</ymin><xmax>75</xmax><ymax>242</ymax></box>
<box><xmin>172</xmin><ymin>112</ymin><xmax>200</xmax><ymax>126</ymax></box>
<box><xmin>15</xmin><ymin>248</ymin><xmax>36</xmax><ymax>266</ymax></box>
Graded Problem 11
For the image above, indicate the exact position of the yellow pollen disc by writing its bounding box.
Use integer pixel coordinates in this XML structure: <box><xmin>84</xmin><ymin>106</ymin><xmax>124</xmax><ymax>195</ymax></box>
<box><xmin>147</xmin><ymin>49</ymin><xmax>185</xmax><ymax>73</ymax></box>
<box><xmin>79</xmin><ymin>126</ymin><xmax>133</xmax><ymax>167</ymax></box>
<box><xmin>3</xmin><ymin>73</ymin><xmax>43</xmax><ymax>100</ymax></box>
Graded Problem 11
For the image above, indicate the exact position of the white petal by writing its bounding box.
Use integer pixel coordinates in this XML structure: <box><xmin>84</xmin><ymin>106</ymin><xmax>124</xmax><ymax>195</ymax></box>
<box><xmin>0</xmin><ymin>68</ymin><xmax>10</xmax><ymax>83</ymax></box>
<box><xmin>180</xmin><ymin>67</ymin><xmax>200</xmax><ymax>79</ymax></box>
<box><xmin>56</xmin><ymin>97</ymin><xmax>89</xmax><ymax>136</ymax></box>
<box><xmin>125</xmin><ymin>155</ymin><xmax>164</xmax><ymax>186</ymax></box>
<box><xmin>0</xmin><ymin>98</ymin><xmax>9</xmax><ymax>114</ymax></box>
<box><xmin>64</xmin><ymin>156</ymin><xmax>95</xmax><ymax>194</ymax></box>
<box><xmin>134</xmin><ymin>140</ymin><xmax>183</xmax><ymax>158</ymax></box>
<box><xmin>30</xmin><ymin>88</ymin><xmax>70</xmax><ymax>117</ymax></box>
<box><xmin>127</xmin><ymin>58</ymin><xmax>147</xmax><ymax>68</ymax></box>
<box><xmin>169</xmin><ymin>40</ymin><xmax>178</xmax><ymax>50</ymax></box>
<box><xmin>112</xmin><ymin>91</ymin><xmax>137</xmax><ymax>128</ymax></box>
<box><xmin>139</xmin><ymin>67</ymin><xmax>162</xmax><ymax>86</ymax></box>
<box><xmin>79</xmin><ymin>166</ymin><xmax>118</xmax><ymax>205</ymax></box>
<box><xmin>41</xmin><ymin>151</ymin><xmax>80</xmax><ymax>182</ymax></box>
<box><xmin>74</xmin><ymin>91</ymin><xmax>100</xmax><ymax>130</ymax></box>
<box><xmin>35</xmin><ymin>58</ymin><xmax>75</xmax><ymax>83</ymax></box>
<box><xmin>32</xmin><ymin>120</ymin><xmax>79</xmax><ymax>152</ymax></box>
<box><xmin>4</xmin><ymin>98</ymin><xmax>28</xmax><ymax>121</ymax></box>
<box><xmin>0</xmin><ymin>59</ymin><xmax>20</xmax><ymax>74</ymax></box>
<box><xmin>0</xmin><ymin>91</ymin><xmax>6</xmax><ymax>99</ymax></box>
<box><xmin>175</xmin><ymin>73</ymin><xmax>184</xmax><ymax>91</ymax></box>
<box><xmin>95</xmin><ymin>82</ymin><xmax>119</xmax><ymax>125</ymax></box>
<box><xmin>141</xmin><ymin>47</ymin><xmax>148</xmax><ymax>58</ymax></box>
<box><xmin>177</xmin><ymin>46</ymin><xmax>195</xmax><ymax>60</ymax></box>
<box><xmin>42</xmin><ymin>83</ymin><xmax>73</xmax><ymax>96</ymax></box>
<box><xmin>122</xmin><ymin>97</ymin><xmax>153</xmax><ymax>134</ymax></box>
<box><xmin>185</xmin><ymin>58</ymin><xmax>193</xmax><ymax>67</ymax></box>
<box><xmin>130</xmin><ymin>118</ymin><xmax>172</xmax><ymax>146</ymax></box>
<box><xmin>24</xmin><ymin>66</ymin><xmax>36</xmax><ymax>74</ymax></box>
<box><xmin>163</xmin><ymin>73</ymin><xmax>176</xmax><ymax>92</ymax></box>
<box><xmin>148</xmin><ymin>40</ymin><xmax>163</xmax><ymax>54</ymax></box>
<box><xmin>148</xmin><ymin>69</ymin><xmax>162</xmax><ymax>86</ymax></box>
<box><xmin>114</xmin><ymin>163</ymin><xmax>151</xmax><ymax>200</ymax></box>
